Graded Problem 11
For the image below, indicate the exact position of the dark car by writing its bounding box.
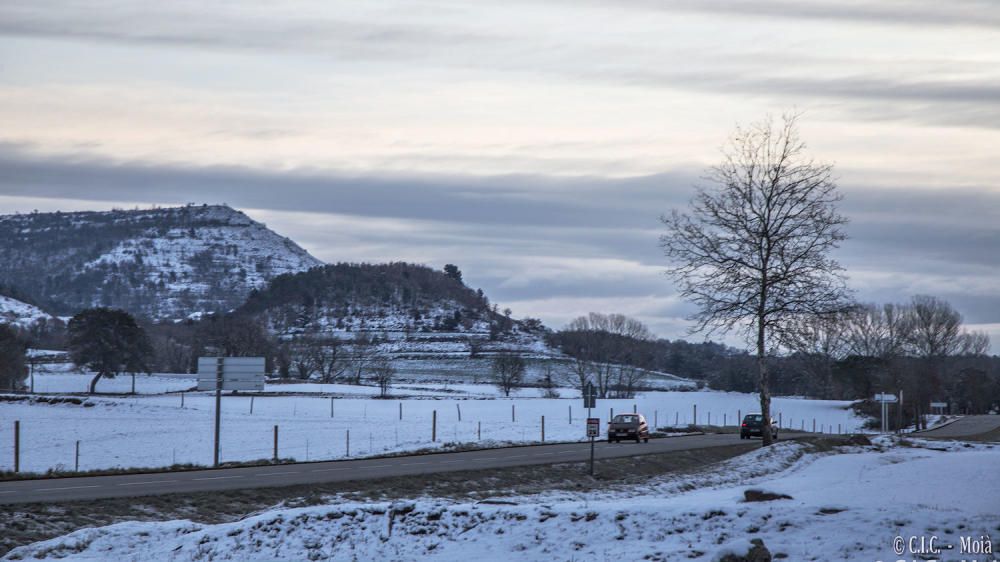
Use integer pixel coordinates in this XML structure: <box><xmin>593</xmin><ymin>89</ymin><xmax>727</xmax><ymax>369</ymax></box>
<box><xmin>608</xmin><ymin>413</ymin><xmax>649</xmax><ymax>443</ymax></box>
<box><xmin>740</xmin><ymin>413</ymin><xmax>778</xmax><ymax>440</ymax></box>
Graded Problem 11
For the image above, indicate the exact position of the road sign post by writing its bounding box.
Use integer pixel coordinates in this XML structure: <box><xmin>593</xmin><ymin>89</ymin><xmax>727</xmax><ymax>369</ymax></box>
<box><xmin>199</xmin><ymin>357</ymin><xmax>266</xmax><ymax>467</ymax></box>
<box><xmin>874</xmin><ymin>393</ymin><xmax>898</xmax><ymax>433</ymax></box>
<box><xmin>586</xmin><ymin>417</ymin><xmax>600</xmax><ymax>476</ymax></box>
<box><xmin>583</xmin><ymin>382</ymin><xmax>597</xmax><ymax>426</ymax></box>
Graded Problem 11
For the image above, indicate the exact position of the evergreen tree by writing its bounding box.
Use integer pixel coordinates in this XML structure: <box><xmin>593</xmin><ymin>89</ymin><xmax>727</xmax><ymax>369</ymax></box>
<box><xmin>68</xmin><ymin>308</ymin><xmax>152</xmax><ymax>393</ymax></box>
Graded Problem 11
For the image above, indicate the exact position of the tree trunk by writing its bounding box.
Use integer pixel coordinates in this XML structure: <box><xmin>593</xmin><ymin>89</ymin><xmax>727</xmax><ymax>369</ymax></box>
<box><xmin>757</xmin><ymin>315</ymin><xmax>774</xmax><ymax>446</ymax></box>
<box><xmin>89</xmin><ymin>373</ymin><xmax>103</xmax><ymax>394</ymax></box>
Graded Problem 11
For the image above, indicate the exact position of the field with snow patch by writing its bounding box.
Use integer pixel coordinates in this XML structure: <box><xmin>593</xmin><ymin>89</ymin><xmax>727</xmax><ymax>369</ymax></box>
<box><xmin>0</xmin><ymin>372</ymin><xmax>863</xmax><ymax>474</ymax></box>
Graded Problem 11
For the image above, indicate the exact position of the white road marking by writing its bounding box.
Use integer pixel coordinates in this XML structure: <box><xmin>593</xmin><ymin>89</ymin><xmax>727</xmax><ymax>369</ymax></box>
<box><xmin>193</xmin><ymin>476</ymin><xmax>243</xmax><ymax>481</ymax></box>
<box><xmin>37</xmin><ymin>485</ymin><xmax>100</xmax><ymax>492</ymax></box>
<box><xmin>117</xmin><ymin>480</ymin><xmax>177</xmax><ymax>487</ymax></box>
<box><xmin>310</xmin><ymin>467</ymin><xmax>350</xmax><ymax>473</ymax></box>
<box><xmin>0</xmin><ymin>491</ymin><xmax>16</xmax><ymax>494</ymax></box>
<box><xmin>367</xmin><ymin>464</ymin><xmax>391</xmax><ymax>468</ymax></box>
<box><xmin>259</xmin><ymin>471</ymin><xmax>298</xmax><ymax>477</ymax></box>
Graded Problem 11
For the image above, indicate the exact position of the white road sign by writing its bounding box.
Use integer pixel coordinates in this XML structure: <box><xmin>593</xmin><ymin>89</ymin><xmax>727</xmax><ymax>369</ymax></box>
<box><xmin>586</xmin><ymin>417</ymin><xmax>600</xmax><ymax>438</ymax></box>
<box><xmin>197</xmin><ymin>357</ymin><xmax>266</xmax><ymax>391</ymax></box>
<box><xmin>874</xmin><ymin>393</ymin><xmax>898</xmax><ymax>403</ymax></box>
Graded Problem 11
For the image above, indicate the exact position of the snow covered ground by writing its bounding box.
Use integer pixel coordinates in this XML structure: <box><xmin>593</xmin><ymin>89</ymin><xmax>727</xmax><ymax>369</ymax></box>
<box><xmin>0</xmin><ymin>373</ymin><xmax>862</xmax><ymax>473</ymax></box>
<box><xmin>6</xmin><ymin>437</ymin><xmax>997</xmax><ymax>561</ymax></box>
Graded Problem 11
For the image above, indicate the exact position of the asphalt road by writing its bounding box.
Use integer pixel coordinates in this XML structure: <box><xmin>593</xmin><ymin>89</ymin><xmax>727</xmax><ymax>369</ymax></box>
<box><xmin>914</xmin><ymin>415</ymin><xmax>1000</xmax><ymax>439</ymax></box>
<box><xmin>0</xmin><ymin>432</ymin><xmax>766</xmax><ymax>505</ymax></box>
<box><xmin>8</xmin><ymin>418</ymin><xmax>993</xmax><ymax>506</ymax></box>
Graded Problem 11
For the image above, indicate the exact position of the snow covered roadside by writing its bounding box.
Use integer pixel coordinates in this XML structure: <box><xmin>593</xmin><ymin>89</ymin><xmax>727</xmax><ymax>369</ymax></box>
<box><xmin>7</xmin><ymin>438</ymin><xmax>997</xmax><ymax>561</ymax></box>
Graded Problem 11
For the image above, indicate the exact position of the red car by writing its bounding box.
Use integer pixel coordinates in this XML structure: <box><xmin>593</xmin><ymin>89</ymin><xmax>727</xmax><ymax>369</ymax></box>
<box><xmin>608</xmin><ymin>413</ymin><xmax>650</xmax><ymax>443</ymax></box>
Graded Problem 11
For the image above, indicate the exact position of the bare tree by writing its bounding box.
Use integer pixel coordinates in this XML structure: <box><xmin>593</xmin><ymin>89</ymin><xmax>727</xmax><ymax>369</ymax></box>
<box><xmin>348</xmin><ymin>331</ymin><xmax>376</xmax><ymax>385</ymax></box>
<box><xmin>540</xmin><ymin>361</ymin><xmax>561</xmax><ymax>398</ymax></box>
<box><xmin>963</xmin><ymin>331</ymin><xmax>991</xmax><ymax>356</ymax></box>
<box><xmin>369</xmin><ymin>356</ymin><xmax>395</xmax><ymax>398</ymax></box>
<box><xmin>490</xmin><ymin>351</ymin><xmax>525</xmax><ymax>397</ymax></box>
<box><xmin>843</xmin><ymin>303</ymin><xmax>909</xmax><ymax>359</ymax></box>
<box><xmin>660</xmin><ymin>113</ymin><xmax>850</xmax><ymax>446</ymax></box>
<box><xmin>905</xmin><ymin>295</ymin><xmax>973</xmax><ymax>358</ymax></box>
<box><xmin>610</xmin><ymin>364</ymin><xmax>646</xmax><ymax>399</ymax></box>
<box><xmin>308</xmin><ymin>338</ymin><xmax>348</xmax><ymax>383</ymax></box>
<box><xmin>902</xmin><ymin>295</ymin><xmax>990</xmax><ymax>428</ymax></box>
<box><xmin>560</xmin><ymin>312</ymin><xmax>654</xmax><ymax>398</ymax></box>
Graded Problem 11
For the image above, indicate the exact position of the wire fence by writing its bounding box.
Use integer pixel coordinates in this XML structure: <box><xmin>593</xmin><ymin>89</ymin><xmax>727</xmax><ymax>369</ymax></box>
<box><xmin>0</xmin><ymin>394</ymin><xmax>861</xmax><ymax>474</ymax></box>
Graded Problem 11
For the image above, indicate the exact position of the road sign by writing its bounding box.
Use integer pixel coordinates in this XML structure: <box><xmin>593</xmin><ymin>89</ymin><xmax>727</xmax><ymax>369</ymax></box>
<box><xmin>197</xmin><ymin>357</ymin><xmax>266</xmax><ymax>391</ymax></box>
<box><xmin>586</xmin><ymin>417</ymin><xmax>600</xmax><ymax>437</ymax></box>
<box><xmin>583</xmin><ymin>383</ymin><xmax>597</xmax><ymax>409</ymax></box>
<box><xmin>930</xmin><ymin>402</ymin><xmax>947</xmax><ymax>408</ymax></box>
<box><xmin>874</xmin><ymin>393</ymin><xmax>898</xmax><ymax>403</ymax></box>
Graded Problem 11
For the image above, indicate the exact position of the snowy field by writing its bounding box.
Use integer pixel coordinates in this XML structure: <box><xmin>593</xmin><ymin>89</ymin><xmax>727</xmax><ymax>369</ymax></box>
<box><xmin>6</xmin><ymin>437</ymin><xmax>997</xmax><ymax>561</ymax></box>
<box><xmin>0</xmin><ymin>372</ymin><xmax>863</xmax><ymax>474</ymax></box>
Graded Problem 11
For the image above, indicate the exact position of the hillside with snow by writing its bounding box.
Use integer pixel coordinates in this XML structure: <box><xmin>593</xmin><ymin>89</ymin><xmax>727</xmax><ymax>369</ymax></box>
<box><xmin>238</xmin><ymin>262</ymin><xmax>555</xmax><ymax>358</ymax></box>
<box><xmin>0</xmin><ymin>294</ymin><xmax>54</xmax><ymax>328</ymax></box>
<box><xmin>0</xmin><ymin>205</ymin><xmax>322</xmax><ymax>320</ymax></box>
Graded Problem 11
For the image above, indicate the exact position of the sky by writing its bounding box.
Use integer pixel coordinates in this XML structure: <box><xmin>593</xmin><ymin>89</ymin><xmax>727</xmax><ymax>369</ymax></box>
<box><xmin>1</xmin><ymin>0</ymin><xmax>998</xmax><ymax>347</ymax></box>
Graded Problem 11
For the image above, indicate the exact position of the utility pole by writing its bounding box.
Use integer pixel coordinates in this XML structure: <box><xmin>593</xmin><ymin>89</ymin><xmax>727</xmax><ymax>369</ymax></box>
<box><xmin>213</xmin><ymin>357</ymin><xmax>223</xmax><ymax>467</ymax></box>
<box><xmin>14</xmin><ymin>420</ymin><xmax>20</xmax><ymax>473</ymax></box>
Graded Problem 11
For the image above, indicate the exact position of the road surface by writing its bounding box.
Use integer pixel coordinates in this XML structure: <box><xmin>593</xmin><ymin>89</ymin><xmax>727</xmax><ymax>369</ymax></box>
<box><xmin>914</xmin><ymin>415</ymin><xmax>1000</xmax><ymax>439</ymax></box>
<box><xmin>0</xmin><ymin>432</ymin><xmax>768</xmax><ymax>505</ymax></box>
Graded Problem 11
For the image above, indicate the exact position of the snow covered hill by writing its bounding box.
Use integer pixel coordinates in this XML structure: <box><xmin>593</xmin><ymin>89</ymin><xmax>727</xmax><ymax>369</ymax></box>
<box><xmin>0</xmin><ymin>294</ymin><xmax>54</xmax><ymax>328</ymax></box>
<box><xmin>239</xmin><ymin>262</ymin><xmax>556</xmax><ymax>358</ymax></box>
<box><xmin>0</xmin><ymin>205</ymin><xmax>322</xmax><ymax>320</ymax></box>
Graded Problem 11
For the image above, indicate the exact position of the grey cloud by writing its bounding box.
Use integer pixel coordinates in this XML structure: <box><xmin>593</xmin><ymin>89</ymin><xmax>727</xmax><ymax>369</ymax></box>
<box><xmin>611</xmin><ymin>0</ymin><xmax>1000</xmax><ymax>31</ymax></box>
<box><xmin>4</xmin><ymin>2</ymin><xmax>998</xmax><ymax>131</ymax></box>
<box><xmin>0</xmin><ymin>4</ymin><xmax>493</xmax><ymax>58</ymax></box>
<box><xmin>1</xmin><ymin>145</ymin><xmax>998</xmax><ymax>328</ymax></box>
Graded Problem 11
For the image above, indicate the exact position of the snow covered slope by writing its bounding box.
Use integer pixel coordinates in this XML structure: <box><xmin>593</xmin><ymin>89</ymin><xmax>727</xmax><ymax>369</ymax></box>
<box><xmin>0</xmin><ymin>205</ymin><xmax>322</xmax><ymax>320</ymax></box>
<box><xmin>8</xmin><ymin>438</ymin><xmax>996</xmax><ymax>561</ymax></box>
<box><xmin>0</xmin><ymin>294</ymin><xmax>54</xmax><ymax>328</ymax></box>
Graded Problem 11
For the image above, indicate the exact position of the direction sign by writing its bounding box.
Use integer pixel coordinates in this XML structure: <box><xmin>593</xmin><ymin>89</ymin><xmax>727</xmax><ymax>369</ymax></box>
<box><xmin>873</xmin><ymin>393</ymin><xmax>898</xmax><ymax>403</ymax></box>
<box><xmin>197</xmin><ymin>357</ymin><xmax>266</xmax><ymax>391</ymax></box>
<box><xmin>586</xmin><ymin>417</ymin><xmax>600</xmax><ymax>437</ymax></box>
<box><xmin>583</xmin><ymin>383</ymin><xmax>598</xmax><ymax>409</ymax></box>
<box><xmin>930</xmin><ymin>402</ymin><xmax>947</xmax><ymax>408</ymax></box>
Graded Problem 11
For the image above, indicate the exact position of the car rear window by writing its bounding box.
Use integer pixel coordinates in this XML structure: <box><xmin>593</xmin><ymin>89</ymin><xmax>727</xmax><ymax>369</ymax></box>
<box><xmin>745</xmin><ymin>415</ymin><xmax>763</xmax><ymax>421</ymax></box>
<box><xmin>612</xmin><ymin>415</ymin><xmax>637</xmax><ymax>423</ymax></box>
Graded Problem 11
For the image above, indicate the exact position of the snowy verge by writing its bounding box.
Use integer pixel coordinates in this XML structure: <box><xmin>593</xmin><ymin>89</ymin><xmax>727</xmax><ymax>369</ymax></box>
<box><xmin>9</xmin><ymin>437</ymin><xmax>996</xmax><ymax>561</ymax></box>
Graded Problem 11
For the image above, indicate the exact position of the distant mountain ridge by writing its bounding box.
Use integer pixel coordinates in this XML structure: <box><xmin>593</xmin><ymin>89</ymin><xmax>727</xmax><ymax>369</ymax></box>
<box><xmin>0</xmin><ymin>204</ymin><xmax>322</xmax><ymax>320</ymax></box>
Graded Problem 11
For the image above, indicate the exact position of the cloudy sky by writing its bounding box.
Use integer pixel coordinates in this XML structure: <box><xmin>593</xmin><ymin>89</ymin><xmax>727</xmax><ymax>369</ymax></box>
<box><xmin>1</xmin><ymin>0</ymin><xmax>998</xmax><ymax>346</ymax></box>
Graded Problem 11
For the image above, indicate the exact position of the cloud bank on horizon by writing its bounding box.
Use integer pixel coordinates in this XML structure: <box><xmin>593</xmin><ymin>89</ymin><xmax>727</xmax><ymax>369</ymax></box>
<box><xmin>1</xmin><ymin>0</ymin><xmax>998</xmax><ymax>345</ymax></box>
